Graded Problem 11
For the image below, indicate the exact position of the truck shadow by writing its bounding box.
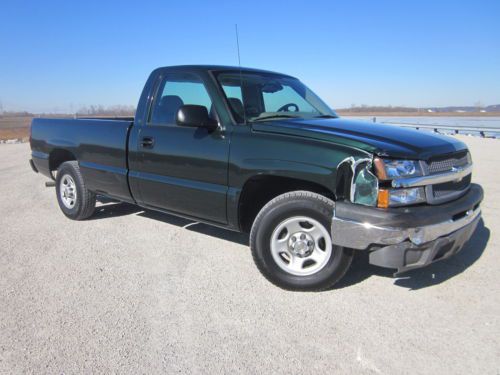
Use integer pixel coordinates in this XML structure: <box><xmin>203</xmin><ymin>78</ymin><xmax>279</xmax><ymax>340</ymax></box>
<box><xmin>336</xmin><ymin>219</ymin><xmax>490</xmax><ymax>290</ymax></box>
<box><xmin>93</xmin><ymin>198</ymin><xmax>489</xmax><ymax>290</ymax></box>
<box><xmin>92</xmin><ymin>198</ymin><xmax>249</xmax><ymax>246</ymax></box>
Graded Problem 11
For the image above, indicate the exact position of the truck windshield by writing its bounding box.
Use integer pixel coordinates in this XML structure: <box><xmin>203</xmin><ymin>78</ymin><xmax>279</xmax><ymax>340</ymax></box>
<box><xmin>215</xmin><ymin>72</ymin><xmax>337</xmax><ymax>123</ymax></box>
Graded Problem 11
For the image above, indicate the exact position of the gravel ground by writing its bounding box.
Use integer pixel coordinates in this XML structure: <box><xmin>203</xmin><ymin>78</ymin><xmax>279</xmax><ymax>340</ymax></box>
<box><xmin>0</xmin><ymin>136</ymin><xmax>499</xmax><ymax>374</ymax></box>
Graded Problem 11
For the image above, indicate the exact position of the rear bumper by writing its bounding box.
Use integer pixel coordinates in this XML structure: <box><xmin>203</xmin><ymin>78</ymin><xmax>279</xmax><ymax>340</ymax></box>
<box><xmin>331</xmin><ymin>184</ymin><xmax>483</xmax><ymax>274</ymax></box>
<box><xmin>30</xmin><ymin>151</ymin><xmax>51</xmax><ymax>179</ymax></box>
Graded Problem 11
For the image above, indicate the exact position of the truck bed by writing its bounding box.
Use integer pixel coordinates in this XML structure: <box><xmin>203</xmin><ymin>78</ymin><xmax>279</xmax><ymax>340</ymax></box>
<box><xmin>30</xmin><ymin>118</ymin><xmax>134</xmax><ymax>202</ymax></box>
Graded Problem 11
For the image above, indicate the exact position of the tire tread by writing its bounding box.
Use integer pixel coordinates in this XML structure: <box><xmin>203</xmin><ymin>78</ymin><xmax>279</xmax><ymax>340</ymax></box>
<box><xmin>57</xmin><ymin>161</ymin><xmax>96</xmax><ymax>220</ymax></box>
<box><xmin>250</xmin><ymin>191</ymin><xmax>352</xmax><ymax>291</ymax></box>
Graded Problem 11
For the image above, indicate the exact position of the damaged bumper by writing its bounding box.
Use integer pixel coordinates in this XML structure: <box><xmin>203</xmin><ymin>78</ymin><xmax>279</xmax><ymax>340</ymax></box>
<box><xmin>331</xmin><ymin>184</ymin><xmax>483</xmax><ymax>275</ymax></box>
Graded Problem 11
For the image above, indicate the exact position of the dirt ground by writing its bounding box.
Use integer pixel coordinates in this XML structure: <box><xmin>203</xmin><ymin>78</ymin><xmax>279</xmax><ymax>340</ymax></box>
<box><xmin>0</xmin><ymin>136</ymin><xmax>498</xmax><ymax>374</ymax></box>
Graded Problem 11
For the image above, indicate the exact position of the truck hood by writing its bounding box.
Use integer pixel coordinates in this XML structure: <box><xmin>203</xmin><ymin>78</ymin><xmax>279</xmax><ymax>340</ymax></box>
<box><xmin>251</xmin><ymin>117</ymin><xmax>467</xmax><ymax>160</ymax></box>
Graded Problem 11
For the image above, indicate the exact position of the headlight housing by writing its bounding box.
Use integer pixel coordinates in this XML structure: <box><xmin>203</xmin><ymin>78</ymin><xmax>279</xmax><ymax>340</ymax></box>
<box><xmin>377</xmin><ymin>187</ymin><xmax>426</xmax><ymax>208</ymax></box>
<box><xmin>372</xmin><ymin>158</ymin><xmax>426</xmax><ymax>207</ymax></box>
<box><xmin>349</xmin><ymin>158</ymin><xmax>427</xmax><ymax>208</ymax></box>
<box><xmin>374</xmin><ymin>158</ymin><xmax>423</xmax><ymax>180</ymax></box>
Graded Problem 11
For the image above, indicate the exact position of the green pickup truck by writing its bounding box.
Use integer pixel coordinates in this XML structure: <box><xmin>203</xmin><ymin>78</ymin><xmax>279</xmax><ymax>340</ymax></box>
<box><xmin>30</xmin><ymin>65</ymin><xmax>483</xmax><ymax>290</ymax></box>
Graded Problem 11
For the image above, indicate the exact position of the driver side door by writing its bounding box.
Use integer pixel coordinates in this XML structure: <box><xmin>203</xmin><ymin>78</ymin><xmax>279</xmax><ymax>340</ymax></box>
<box><xmin>132</xmin><ymin>72</ymin><xmax>230</xmax><ymax>223</ymax></box>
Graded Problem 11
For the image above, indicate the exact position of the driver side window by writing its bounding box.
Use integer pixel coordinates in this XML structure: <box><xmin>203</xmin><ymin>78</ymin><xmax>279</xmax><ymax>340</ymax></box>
<box><xmin>150</xmin><ymin>73</ymin><xmax>213</xmax><ymax>125</ymax></box>
<box><xmin>263</xmin><ymin>86</ymin><xmax>317</xmax><ymax>113</ymax></box>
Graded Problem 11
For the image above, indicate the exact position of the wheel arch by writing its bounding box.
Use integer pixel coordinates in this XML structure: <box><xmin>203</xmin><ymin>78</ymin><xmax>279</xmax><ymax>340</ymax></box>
<box><xmin>49</xmin><ymin>149</ymin><xmax>77</xmax><ymax>177</ymax></box>
<box><xmin>237</xmin><ymin>174</ymin><xmax>336</xmax><ymax>233</ymax></box>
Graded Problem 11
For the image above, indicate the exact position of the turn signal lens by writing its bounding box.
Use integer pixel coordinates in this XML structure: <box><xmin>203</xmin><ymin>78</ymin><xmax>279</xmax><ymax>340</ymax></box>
<box><xmin>377</xmin><ymin>189</ymin><xmax>389</xmax><ymax>208</ymax></box>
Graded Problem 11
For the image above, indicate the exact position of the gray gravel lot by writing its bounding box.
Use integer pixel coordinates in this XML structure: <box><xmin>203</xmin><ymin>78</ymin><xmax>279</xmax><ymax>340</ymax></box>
<box><xmin>1</xmin><ymin>136</ymin><xmax>499</xmax><ymax>374</ymax></box>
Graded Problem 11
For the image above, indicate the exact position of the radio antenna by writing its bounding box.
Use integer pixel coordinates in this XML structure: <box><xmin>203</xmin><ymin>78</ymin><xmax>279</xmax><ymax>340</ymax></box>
<box><xmin>235</xmin><ymin>24</ymin><xmax>247</xmax><ymax>124</ymax></box>
<box><xmin>235</xmin><ymin>24</ymin><xmax>242</xmax><ymax>67</ymax></box>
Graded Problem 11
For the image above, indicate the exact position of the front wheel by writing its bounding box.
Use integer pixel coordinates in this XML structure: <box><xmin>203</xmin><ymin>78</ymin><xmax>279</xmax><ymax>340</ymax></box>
<box><xmin>55</xmin><ymin>161</ymin><xmax>96</xmax><ymax>220</ymax></box>
<box><xmin>250</xmin><ymin>191</ymin><xmax>353</xmax><ymax>291</ymax></box>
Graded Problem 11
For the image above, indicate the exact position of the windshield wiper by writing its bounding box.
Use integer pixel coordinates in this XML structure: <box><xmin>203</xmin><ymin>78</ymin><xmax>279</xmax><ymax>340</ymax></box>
<box><xmin>314</xmin><ymin>114</ymin><xmax>337</xmax><ymax>118</ymax></box>
<box><xmin>252</xmin><ymin>114</ymin><xmax>300</xmax><ymax>122</ymax></box>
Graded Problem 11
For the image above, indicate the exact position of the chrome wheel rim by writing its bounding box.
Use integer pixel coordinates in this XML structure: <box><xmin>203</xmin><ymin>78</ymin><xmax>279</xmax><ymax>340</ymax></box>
<box><xmin>60</xmin><ymin>174</ymin><xmax>77</xmax><ymax>209</ymax></box>
<box><xmin>270</xmin><ymin>216</ymin><xmax>333</xmax><ymax>276</ymax></box>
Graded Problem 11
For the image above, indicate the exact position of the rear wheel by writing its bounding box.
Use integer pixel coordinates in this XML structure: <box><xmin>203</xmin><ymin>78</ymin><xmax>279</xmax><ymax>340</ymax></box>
<box><xmin>55</xmin><ymin>161</ymin><xmax>96</xmax><ymax>220</ymax></box>
<box><xmin>250</xmin><ymin>191</ymin><xmax>353</xmax><ymax>291</ymax></box>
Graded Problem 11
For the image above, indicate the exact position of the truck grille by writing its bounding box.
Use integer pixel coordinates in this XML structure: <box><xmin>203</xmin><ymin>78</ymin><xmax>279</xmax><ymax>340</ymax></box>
<box><xmin>432</xmin><ymin>174</ymin><xmax>471</xmax><ymax>198</ymax></box>
<box><xmin>425</xmin><ymin>151</ymin><xmax>472</xmax><ymax>204</ymax></box>
<box><xmin>427</xmin><ymin>151</ymin><xmax>470</xmax><ymax>175</ymax></box>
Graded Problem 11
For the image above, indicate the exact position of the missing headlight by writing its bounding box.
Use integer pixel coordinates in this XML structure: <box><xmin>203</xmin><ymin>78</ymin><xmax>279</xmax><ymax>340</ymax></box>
<box><xmin>352</xmin><ymin>162</ymin><xmax>378</xmax><ymax>206</ymax></box>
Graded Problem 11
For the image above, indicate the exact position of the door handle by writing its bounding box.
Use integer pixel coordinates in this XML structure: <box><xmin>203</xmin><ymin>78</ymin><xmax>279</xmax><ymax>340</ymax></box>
<box><xmin>140</xmin><ymin>136</ymin><xmax>155</xmax><ymax>148</ymax></box>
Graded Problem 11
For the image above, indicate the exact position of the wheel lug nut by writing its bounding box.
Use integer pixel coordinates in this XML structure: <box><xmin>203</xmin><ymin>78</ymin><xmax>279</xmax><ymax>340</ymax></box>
<box><xmin>300</xmin><ymin>234</ymin><xmax>306</xmax><ymax>240</ymax></box>
<box><xmin>291</xmin><ymin>236</ymin><xmax>296</xmax><ymax>242</ymax></box>
<box><xmin>307</xmin><ymin>240</ymin><xmax>314</xmax><ymax>246</ymax></box>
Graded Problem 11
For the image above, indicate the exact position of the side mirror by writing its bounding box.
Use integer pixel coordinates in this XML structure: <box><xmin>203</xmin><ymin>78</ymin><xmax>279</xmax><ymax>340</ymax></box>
<box><xmin>176</xmin><ymin>105</ymin><xmax>218</xmax><ymax>131</ymax></box>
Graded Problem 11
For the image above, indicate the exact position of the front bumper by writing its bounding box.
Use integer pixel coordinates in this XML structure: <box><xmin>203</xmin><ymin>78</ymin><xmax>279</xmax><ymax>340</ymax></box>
<box><xmin>331</xmin><ymin>184</ymin><xmax>483</xmax><ymax>275</ymax></box>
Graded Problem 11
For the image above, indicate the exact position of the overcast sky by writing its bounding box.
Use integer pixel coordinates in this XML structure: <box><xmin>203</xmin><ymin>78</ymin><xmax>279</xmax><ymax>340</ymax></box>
<box><xmin>1</xmin><ymin>0</ymin><xmax>499</xmax><ymax>113</ymax></box>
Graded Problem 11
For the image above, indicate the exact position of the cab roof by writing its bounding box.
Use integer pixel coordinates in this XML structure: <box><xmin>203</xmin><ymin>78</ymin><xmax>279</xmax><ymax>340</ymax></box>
<box><xmin>156</xmin><ymin>65</ymin><xmax>296</xmax><ymax>79</ymax></box>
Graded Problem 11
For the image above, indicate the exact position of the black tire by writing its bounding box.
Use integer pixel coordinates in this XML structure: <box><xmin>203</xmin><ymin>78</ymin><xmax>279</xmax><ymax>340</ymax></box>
<box><xmin>250</xmin><ymin>191</ymin><xmax>353</xmax><ymax>291</ymax></box>
<box><xmin>55</xmin><ymin>161</ymin><xmax>96</xmax><ymax>220</ymax></box>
